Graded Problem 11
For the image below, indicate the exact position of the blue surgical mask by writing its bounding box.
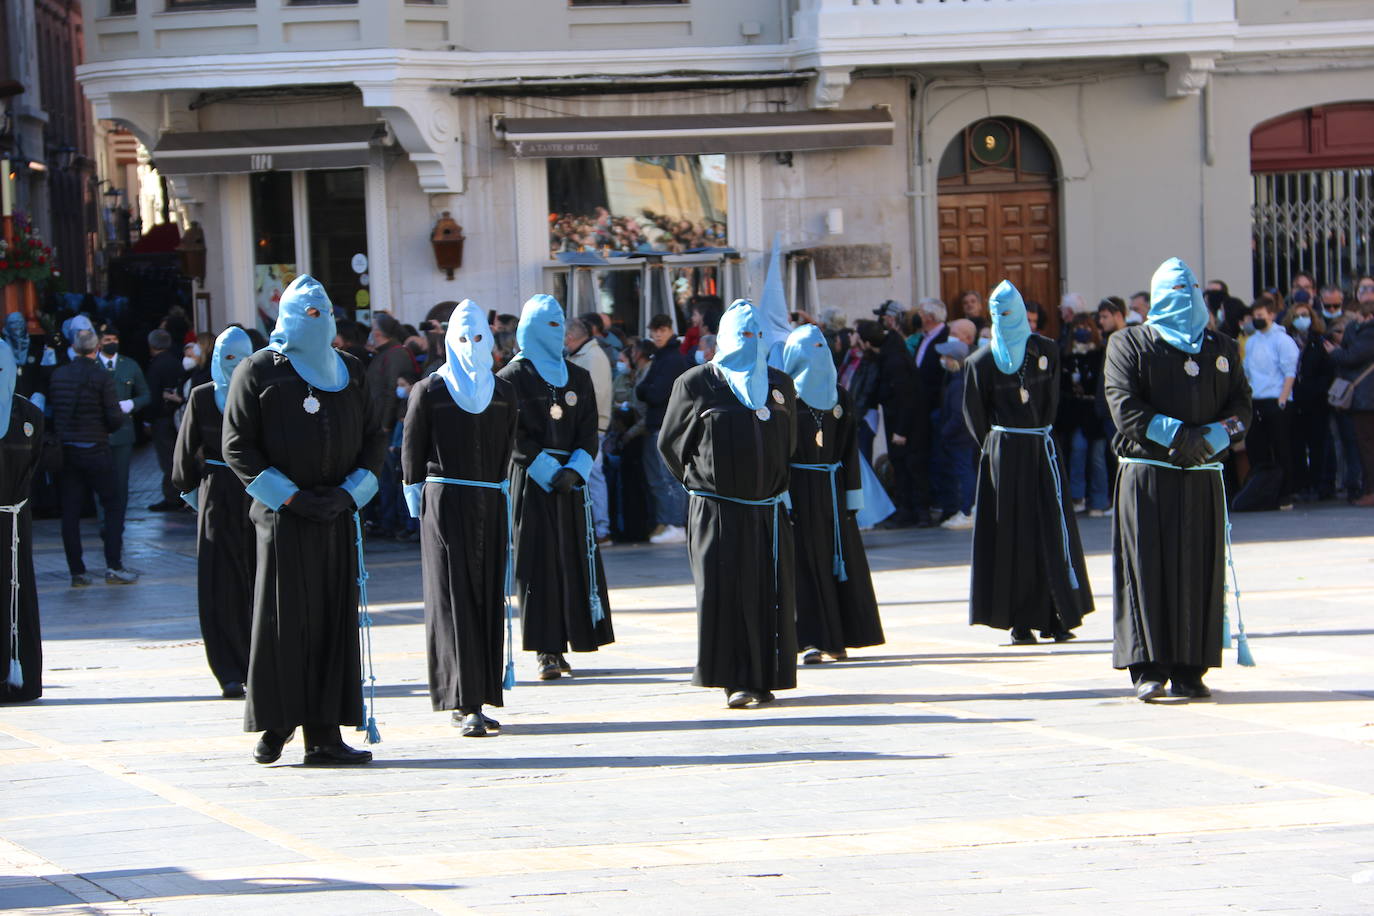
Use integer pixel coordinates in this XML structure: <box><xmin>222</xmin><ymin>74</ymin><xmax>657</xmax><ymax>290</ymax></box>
<box><xmin>977</xmin><ymin>336</ymin><xmax>991</xmax><ymax>349</ymax></box>
<box><xmin>395</xmin><ymin>385</ymin><xmax>408</xmax><ymax>400</ymax></box>
<box><xmin>1293</xmin><ymin>315</ymin><xmax>1312</xmax><ymax>332</ymax></box>
<box><xmin>1072</xmin><ymin>328</ymin><xmax>1092</xmax><ymax>343</ymax></box>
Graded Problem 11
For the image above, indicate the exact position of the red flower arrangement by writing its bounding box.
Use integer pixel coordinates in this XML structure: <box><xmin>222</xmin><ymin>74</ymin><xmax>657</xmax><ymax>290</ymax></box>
<box><xmin>0</xmin><ymin>213</ymin><xmax>57</xmax><ymax>287</ymax></box>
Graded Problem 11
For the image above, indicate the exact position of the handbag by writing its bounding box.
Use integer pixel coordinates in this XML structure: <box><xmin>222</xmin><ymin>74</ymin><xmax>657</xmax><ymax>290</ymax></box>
<box><xmin>1328</xmin><ymin>362</ymin><xmax>1374</xmax><ymax>410</ymax></box>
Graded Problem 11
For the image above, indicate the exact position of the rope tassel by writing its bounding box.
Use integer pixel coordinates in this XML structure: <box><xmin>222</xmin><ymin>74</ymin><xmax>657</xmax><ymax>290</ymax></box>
<box><xmin>6</xmin><ymin>658</ymin><xmax>20</xmax><ymax>691</ymax></box>
<box><xmin>3</xmin><ymin>501</ymin><xmax>26</xmax><ymax>693</ymax></box>
<box><xmin>352</xmin><ymin>513</ymin><xmax>382</xmax><ymax>744</ymax></box>
<box><xmin>581</xmin><ymin>487</ymin><xmax>606</xmax><ymax>624</ymax></box>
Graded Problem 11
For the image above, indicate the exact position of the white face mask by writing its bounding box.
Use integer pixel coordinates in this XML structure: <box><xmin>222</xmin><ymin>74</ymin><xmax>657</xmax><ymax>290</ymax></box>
<box><xmin>182</xmin><ymin>356</ymin><xmax>198</xmax><ymax>371</ymax></box>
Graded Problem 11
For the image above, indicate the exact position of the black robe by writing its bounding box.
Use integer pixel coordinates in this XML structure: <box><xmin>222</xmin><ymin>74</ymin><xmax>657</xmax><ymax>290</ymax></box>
<box><xmin>1103</xmin><ymin>327</ymin><xmax>1252</xmax><ymax>670</ymax></box>
<box><xmin>963</xmin><ymin>335</ymin><xmax>1094</xmax><ymax>632</ymax></box>
<box><xmin>171</xmin><ymin>383</ymin><xmax>256</xmax><ymax>691</ymax></box>
<box><xmin>0</xmin><ymin>397</ymin><xmax>43</xmax><ymax>703</ymax></box>
<box><xmin>222</xmin><ymin>350</ymin><xmax>387</xmax><ymax>732</ymax></box>
<box><xmin>789</xmin><ymin>386</ymin><xmax>884</xmax><ymax>653</ymax></box>
<box><xmin>495</xmin><ymin>358</ymin><xmax>613</xmax><ymax>654</ymax></box>
<box><xmin>401</xmin><ymin>374</ymin><xmax>518</xmax><ymax>710</ymax></box>
<box><xmin>658</xmin><ymin>364</ymin><xmax>799</xmax><ymax>690</ymax></box>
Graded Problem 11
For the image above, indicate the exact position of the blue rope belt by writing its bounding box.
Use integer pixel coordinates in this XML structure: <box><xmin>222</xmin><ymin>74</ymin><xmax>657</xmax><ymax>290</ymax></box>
<box><xmin>2</xmin><ymin>500</ymin><xmax>27</xmax><ymax>691</ymax></box>
<box><xmin>990</xmin><ymin>425</ymin><xmax>1079</xmax><ymax>590</ymax></box>
<box><xmin>204</xmin><ymin>458</ymin><xmax>229</xmax><ymax>468</ymax></box>
<box><xmin>1118</xmin><ymin>456</ymin><xmax>1253</xmax><ymax>666</ymax></box>
<box><xmin>790</xmin><ymin>462</ymin><xmax>848</xmax><ymax>582</ymax></box>
<box><xmin>540</xmin><ymin>449</ymin><xmax>605</xmax><ymax>626</ymax></box>
<box><xmin>686</xmin><ymin>489</ymin><xmax>786</xmax><ymax>595</ymax></box>
<box><xmin>351</xmin><ymin>511</ymin><xmax>382</xmax><ymax>743</ymax></box>
<box><xmin>425</xmin><ymin>475</ymin><xmax>517</xmax><ymax>689</ymax></box>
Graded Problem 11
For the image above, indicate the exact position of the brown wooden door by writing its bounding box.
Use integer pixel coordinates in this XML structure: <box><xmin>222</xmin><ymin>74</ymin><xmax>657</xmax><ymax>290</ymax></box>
<box><xmin>938</xmin><ymin>189</ymin><xmax>1060</xmax><ymax>334</ymax></box>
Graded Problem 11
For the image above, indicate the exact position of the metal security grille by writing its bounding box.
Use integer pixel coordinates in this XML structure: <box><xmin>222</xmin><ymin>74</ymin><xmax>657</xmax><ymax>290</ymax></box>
<box><xmin>1252</xmin><ymin>169</ymin><xmax>1374</xmax><ymax>294</ymax></box>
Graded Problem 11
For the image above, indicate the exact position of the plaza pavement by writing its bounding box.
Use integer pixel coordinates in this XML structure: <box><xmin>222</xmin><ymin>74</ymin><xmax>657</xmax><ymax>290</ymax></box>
<box><xmin>2</xmin><ymin>446</ymin><xmax>1374</xmax><ymax>915</ymax></box>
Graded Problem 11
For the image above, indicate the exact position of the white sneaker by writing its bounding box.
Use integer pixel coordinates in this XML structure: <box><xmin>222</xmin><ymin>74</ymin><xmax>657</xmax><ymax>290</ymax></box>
<box><xmin>650</xmin><ymin>524</ymin><xmax>688</xmax><ymax>545</ymax></box>
<box><xmin>941</xmin><ymin>511</ymin><xmax>974</xmax><ymax>530</ymax></box>
<box><xmin>1072</xmin><ymin>499</ymin><xmax>1086</xmax><ymax>514</ymax></box>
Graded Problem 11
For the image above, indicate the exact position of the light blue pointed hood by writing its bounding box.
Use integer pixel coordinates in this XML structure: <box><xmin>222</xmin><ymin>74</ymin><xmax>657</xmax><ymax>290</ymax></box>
<box><xmin>782</xmin><ymin>323</ymin><xmax>837</xmax><ymax>411</ymax></box>
<box><xmin>436</xmin><ymin>299</ymin><xmax>495</xmax><ymax>414</ymax></box>
<box><xmin>989</xmin><ymin>280</ymin><xmax>1031</xmax><ymax>375</ymax></box>
<box><xmin>513</xmin><ymin>294</ymin><xmax>569</xmax><ymax>388</ymax></box>
<box><xmin>5</xmin><ymin>313</ymin><xmax>29</xmax><ymax>364</ymax></box>
<box><xmin>0</xmin><ymin>343</ymin><xmax>15</xmax><ymax>434</ymax></box>
<box><xmin>759</xmin><ymin>233</ymin><xmax>792</xmax><ymax>369</ymax></box>
<box><xmin>267</xmin><ymin>275</ymin><xmax>348</xmax><ymax>391</ymax></box>
<box><xmin>713</xmin><ymin>299</ymin><xmax>769</xmax><ymax>410</ymax></box>
<box><xmin>211</xmin><ymin>326</ymin><xmax>254</xmax><ymax>412</ymax></box>
<box><xmin>1147</xmin><ymin>257</ymin><xmax>1208</xmax><ymax>354</ymax></box>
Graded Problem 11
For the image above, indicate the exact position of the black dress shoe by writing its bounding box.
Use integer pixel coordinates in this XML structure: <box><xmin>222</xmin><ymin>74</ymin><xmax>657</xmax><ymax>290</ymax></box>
<box><xmin>1135</xmin><ymin>680</ymin><xmax>1166</xmax><ymax>702</ymax></box>
<box><xmin>536</xmin><ymin>653</ymin><xmax>561</xmax><ymax>680</ymax></box>
<box><xmin>556</xmin><ymin>654</ymin><xmax>573</xmax><ymax>675</ymax></box>
<box><xmin>1169</xmin><ymin>680</ymin><xmax>1212</xmax><ymax>699</ymax></box>
<box><xmin>455</xmin><ymin>712</ymin><xmax>488</xmax><ymax>737</ymax></box>
<box><xmin>221</xmin><ymin>681</ymin><xmax>245</xmax><ymax>699</ymax></box>
<box><xmin>481</xmin><ymin>713</ymin><xmax>501</xmax><ymax>733</ymax></box>
<box><xmin>726</xmin><ymin>689</ymin><xmax>752</xmax><ymax>708</ymax></box>
<box><xmin>1009</xmin><ymin>628</ymin><xmax>1038</xmax><ymax>645</ymax></box>
<box><xmin>1042</xmin><ymin>630</ymin><xmax>1077</xmax><ymax>643</ymax></box>
<box><xmin>756</xmin><ymin>689</ymin><xmax>776</xmax><ymax>704</ymax></box>
<box><xmin>253</xmin><ymin>729</ymin><xmax>294</xmax><ymax>764</ymax></box>
<box><xmin>303</xmin><ymin>742</ymin><xmax>373</xmax><ymax>766</ymax></box>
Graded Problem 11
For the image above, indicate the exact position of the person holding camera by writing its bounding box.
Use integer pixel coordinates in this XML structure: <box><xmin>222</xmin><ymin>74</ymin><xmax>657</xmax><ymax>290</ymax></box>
<box><xmin>1104</xmin><ymin>259</ymin><xmax>1252</xmax><ymax>701</ymax></box>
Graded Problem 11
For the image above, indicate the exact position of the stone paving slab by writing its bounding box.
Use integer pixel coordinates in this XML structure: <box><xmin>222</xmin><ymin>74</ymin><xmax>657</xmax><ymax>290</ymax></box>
<box><xmin>2</xmin><ymin>446</ymin><xmax>1374</xmax><ymax>913</ymax></box>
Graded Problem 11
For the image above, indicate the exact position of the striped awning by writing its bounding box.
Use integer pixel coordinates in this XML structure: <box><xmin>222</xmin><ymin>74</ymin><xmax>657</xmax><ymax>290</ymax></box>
<box><xmin>153</xmin><ymin>124</ymin><xmax>385</xmax><ymax>175</ymax></box>
<box><xmin>496</xmin><ymin>109</ymin><xmax>893</xmax><ymax>159</ymax></box>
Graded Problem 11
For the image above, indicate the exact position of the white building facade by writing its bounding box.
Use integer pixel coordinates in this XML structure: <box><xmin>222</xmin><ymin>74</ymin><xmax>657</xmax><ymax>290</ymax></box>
<box><xmin>76</xmin><ymin>0</ymin><xmax>1374</xmax><ymax>335</ymax></box>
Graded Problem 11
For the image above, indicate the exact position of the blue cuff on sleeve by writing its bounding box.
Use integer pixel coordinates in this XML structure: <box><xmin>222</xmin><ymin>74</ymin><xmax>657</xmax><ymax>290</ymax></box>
<box><xmin>1146</xmin><ymin>414</ymin><xmax>1184</xmax><ymax>448</ymax></box>
<box><xmin>28</xmin><ymin>391</ymin><xmax>44</xmax><ymax>413</ymax></box>
<box><xmin>528</xmin><ymin>451</ymin><xmax>562</xmax><ymax>492</ymax></box>
<box><xmin>564</xmin><ymin>448</ymin><xmax>594</xmax><ymax>483</ymax></box>
<box><xmin>245</xmin><ymin>467</ymin><xmax>299</xmax><ymax>511</ymax></box>
<box><xmin>342</xmin><ymin>468</ymin><xmax>379</xmax><ymax>509</ymax></box>
<box><xmin>404</xmin><ymin>482</ymin><xmax>424</xmax><ymax>518</ymax></box>
<box><xmin>180</xmin><ymin>489</ymin><xmax>200</xmax><ymax>512</ymax></box>
<box><xmin>1202</xmin><ymin>423</ymin><xmax>1230</xmax><ymax>457</ymax></box>
<box><xmin>846</xmin><ymin>488</ymin><xmax>864</xmax><ymax>512</ymax></box>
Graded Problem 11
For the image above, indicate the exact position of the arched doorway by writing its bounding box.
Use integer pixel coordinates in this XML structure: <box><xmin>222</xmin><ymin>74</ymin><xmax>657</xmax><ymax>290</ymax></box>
<box><xmin>1251</xmin><ymin>102</ymin><xmax>1374</xmax><ymax>295</ymax></box>
<box><xmin>937</xmin><ymin>118</ymin><xmax>1060</xmax><ymax>331</ymax></box>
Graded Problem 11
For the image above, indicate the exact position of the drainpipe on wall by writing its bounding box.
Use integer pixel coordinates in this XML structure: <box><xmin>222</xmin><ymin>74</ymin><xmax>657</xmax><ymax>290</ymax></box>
<box><xmin>905</xmin><ymin>74</ymin><xmax>928</xmax><ymax>306</ymax></box>
<box><xmin>1199</xmin><ymin>79</ymin><xmax>1213</xmax><ymax>281</ymax></box>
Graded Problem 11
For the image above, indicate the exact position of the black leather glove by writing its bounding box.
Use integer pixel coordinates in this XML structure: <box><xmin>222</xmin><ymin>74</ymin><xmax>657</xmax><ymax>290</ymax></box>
<box><xmin>315</xmin><ymin>486</ymin><xmax>356</xmax><ymax>519</ymax></box>
<box><xmin>1167</xmin><ymin>425</ymin><xmax>1213</xmax><ymax>468</ymax></box>
<box><xmin>286</xmin><ymin>490</ymin><xmax>334</xmax><ymax>523</ymax></box>
<box><xmin>550</xmin><ymin>468</ymin><xmax>582</xmax><ymax>494</ymax></box>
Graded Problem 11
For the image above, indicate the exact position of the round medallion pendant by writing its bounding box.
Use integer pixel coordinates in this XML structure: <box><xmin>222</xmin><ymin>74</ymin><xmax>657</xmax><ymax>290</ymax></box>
<box><xmin>1019</xmin><ymin>387</ymin><xmax>1030</xmax><ymax>404</ymax></box>
<box><xmin>550</xmin><ymin>403</ymin><xmax>564</xmax><ymax>421</ymax></box>
<box><xmin>303</xmin><ymin>396</ymin><xmax>321</xmax><ymax>415</ymax></box>
<box><xmin>755</xmin><ymin>407</ymin><xmax>770</xmax><ymax>421</ymax></box>
<box><xmin>1184</xmin><ymin>359</ymin><xmax>1200</xmax><ymax>378</ymax></box>
<box><xmin>814</xmin><ymin>429</ymin><xmax>824</xmax><ymax>448</ymax></box>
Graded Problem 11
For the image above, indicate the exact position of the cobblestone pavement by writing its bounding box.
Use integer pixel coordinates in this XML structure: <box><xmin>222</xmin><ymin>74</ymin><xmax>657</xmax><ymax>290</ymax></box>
<box><xmin>3</xmin><ymin>446</ymin><xmax>1374</xmax><ymax>914</ymax></box>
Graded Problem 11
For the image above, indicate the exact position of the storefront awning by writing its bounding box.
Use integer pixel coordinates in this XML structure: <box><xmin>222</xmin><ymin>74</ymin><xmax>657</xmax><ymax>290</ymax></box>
<box><xmin>496</xmin><ymin>109</ymin><xmax>893</xmax><ymax>159</ymax></box>
<box><xmin>152</xmin><ymin>124</ymin><xmax>386</xmax><ymax>175</ymax></box>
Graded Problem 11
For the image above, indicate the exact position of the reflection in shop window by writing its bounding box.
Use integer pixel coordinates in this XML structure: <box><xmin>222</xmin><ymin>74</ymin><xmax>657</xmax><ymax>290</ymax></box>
<box><xmin>547</xmin><ymin>155</ymin><xmax>727</xmax><ymax>258</ymax></box>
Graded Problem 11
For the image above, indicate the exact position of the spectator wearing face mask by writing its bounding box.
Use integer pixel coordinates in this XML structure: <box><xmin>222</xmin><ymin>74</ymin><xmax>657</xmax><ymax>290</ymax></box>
<box><xmin>1242</xmin><ymin>298</ymin><xmax>1300</xmax><ymax>510</ymax></box>
<box><xmin>1285</xmin><ymin>300</ymin><xmax>1336</xmax><ymax>501</ymax></box>
<box><xmin>1322</xmin><ymin>276</ymin><xmax>1374</xmax><ymax>506</ymax></box>
<box><xmin>1204</xmin><ymin>280</ymin><xmax>1248</xmax><ymax>338</ymax></box>
<box><xmin>364</xmin><ymin>313</ymin><xmax>417</xmax><ymax>539</ymax></box>
<box><xmin>1058</xmin><ymin>313</ymin><xmax>1111</xmax><ymax>516</ymax></box>
<box><xmin>1318</xmin><ymin>285</ymin><xmax>1354</xmax><ymax>326</ymax></box>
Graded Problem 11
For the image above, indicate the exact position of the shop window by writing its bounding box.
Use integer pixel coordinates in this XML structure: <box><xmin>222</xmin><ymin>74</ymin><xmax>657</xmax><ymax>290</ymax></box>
<box><xmin>547</xmin><ymin>154</ymin><xmax>728</xmax><ymax>259</ymax></box>
<box><xmin>250</xmin><ymin>168</ymin><xmax>369</xmax><ymax>333</ymax></box>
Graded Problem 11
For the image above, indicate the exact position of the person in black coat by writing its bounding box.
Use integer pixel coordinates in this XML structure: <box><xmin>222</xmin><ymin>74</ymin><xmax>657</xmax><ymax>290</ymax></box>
<box><xmin>402</xmin><ymin>300</ymin><xmax>519</xmax><ymax>736</ymax></box>
<box><xmin>497</xmin><ymin>295</ymin><xmax>613</xmax><ymax>681</ymax></box>
<box><xmin>1284</xmin><ymin>301</ymin><xmax>1336</xmax><ymax>501</ymax></box>
<box><xmin>1106</xmin><ymin>259</ymin><xmax>1252</xmax><ymax>701</ymax></box>
<box><xmin>864</xmin><ymin>314</ymin><xmax>929</xmax><ymax>527</ymax></box>
<box><xmin>964</xmin><ymin>281</ymin><xmax>1093</xmax><ymax>645</ymax></box>
<box><xmin>0</xmin><ymin>344</ymin><xmax>45</xmax><ymax>702</ymax></box>
<box><xmin>144</xmin><ymin>328</ymin><xmax>187</xmax><ymax>512</ymax></box>
<box><xmin>172</xmin><ymin>327</ymin><xmax>256</xmax><ymax>700</ymax></box>
<box><xmin>636</xmin><ymin>313</ymin><xmax>693</xmax><ymax>540</ymax></box>
<box><xmin>48</xmin><ymin>329</ymin><xmax>138</xmax><ymax>586</ymax></box>
<box><xmin>658</xmin><ymin>300</ymin><xmax>798</xmax><ymax>708</ymax></box>
<box><xmin>224</xmin><ymin>275</ymin><xmax>387</xmax><ymax>766</ymax></box>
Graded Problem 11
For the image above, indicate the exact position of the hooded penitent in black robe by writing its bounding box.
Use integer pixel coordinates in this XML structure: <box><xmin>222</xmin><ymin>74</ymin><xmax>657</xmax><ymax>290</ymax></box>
<box><xmin>172</xmin><ymin>383</ymin><xmax>256</xmax><ymax>692</ymax></box>
<box><xmin>964</xmin><ymin>335</ymin><xmax>1094</xmax><ymax>634</ymax></box>
<box><xmin>223</xmin><ymin>351</ymin><xmax>386</xmax><ymax>733</ymax></box>
<box><xmin>0</xmin><ymin>397</ymin><xmax>44</xmax><ymax>703</ymax></box>
<box><xmin>1104</xmin><ymin>327</ymin><xmax>1251</xmax><ymax>673</ymax></box>
<box><xmin>789</xmin><ymin>386</ymin><xmax>884</xmax><ymax>653</ymax></box>
<box><xmin>658</xmin><ymin>364</ymin><xmax>799</xmax><ymax>690</ymax></box>
<box><xmin>402</xmin><ymin>374</ymin><xmax>518</xmax><ymax>710</ymax></box>
<box><xmin>496</xmin><ymin>358</ymin><xmax>614</xmax><ymax>654</ymax></box>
